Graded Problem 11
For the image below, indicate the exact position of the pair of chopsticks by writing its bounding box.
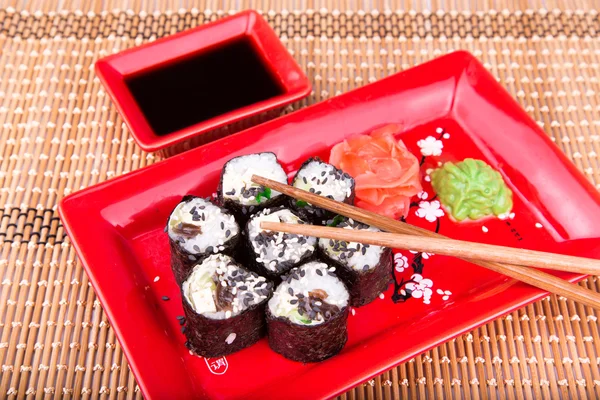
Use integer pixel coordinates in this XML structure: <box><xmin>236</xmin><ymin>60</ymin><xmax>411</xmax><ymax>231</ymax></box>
<box><xmin>252</xmin><ymin>175</ymin><xmax>600</xmax><ymax>311</ymax></box>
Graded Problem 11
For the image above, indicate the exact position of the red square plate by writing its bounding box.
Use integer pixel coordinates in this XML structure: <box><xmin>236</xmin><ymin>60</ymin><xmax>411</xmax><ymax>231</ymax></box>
<box><xmin>95</xmin><ymin>10</ymin><xmax>311</xmax><ymax>156</ymax></box>
<box><xmin>59</xmin><ymin>51</ymin><xmax>600</xmax><ymax>399</ymax></box>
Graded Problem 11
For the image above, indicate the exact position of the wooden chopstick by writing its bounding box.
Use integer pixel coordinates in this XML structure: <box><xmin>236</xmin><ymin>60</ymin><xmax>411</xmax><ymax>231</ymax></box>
<box><xmin>252</xmin><ymin>175</ymin><xmax>600</xmax><ymax>311</ymax></box>
<box><xmin>260</xmin><ymin>222</ymin><xmax>600</xmax><ymax>276</ymax></box>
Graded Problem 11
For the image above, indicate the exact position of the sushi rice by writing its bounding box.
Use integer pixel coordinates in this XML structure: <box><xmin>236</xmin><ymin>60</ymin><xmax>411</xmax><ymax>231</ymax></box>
<box><xmin>167</xmin><ymin>197</ymin><xmax>238</xmax><ymax>256</ymax></box>
<box><xmin>221</xmin><ymin>152</ymin><xmax>287</xmax><ymax>206</ymax></box>
<box><xmin>268</xmin><ymin>261</ymin><xmax>349</xmax><ymax>326</ymax></box>
<box><xmin>292</xmin><ymin>158</ymin><xmax>354</xmax><ymax>202</ymax></box>
<box><xmin>183</xmin><ymin>254</ymin><xmax>273</xmax><ymax>319</ymax></box>
<box><xmin>318</xmin><ymin>218</ymin><xmax>385</xmax><ymax>271</ymax></box>
<box><xmin>247</xmin><ymin>208</ymin><xmax>317</xmax><ymax>275</ymax></box>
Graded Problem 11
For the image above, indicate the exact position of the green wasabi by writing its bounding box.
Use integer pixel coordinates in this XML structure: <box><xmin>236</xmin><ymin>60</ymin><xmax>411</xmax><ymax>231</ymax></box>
<box><xmin>431</xmin><ymin>158</ymin><xmax>513</xmax><ymax>221</ymax></box>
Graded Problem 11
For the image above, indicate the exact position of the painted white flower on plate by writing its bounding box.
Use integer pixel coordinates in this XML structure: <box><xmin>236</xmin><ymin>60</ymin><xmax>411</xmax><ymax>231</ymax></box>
<box><xmin>394</xmin><ymin>254</ymin><xmax>409</xmax><ymax>272</ymax></box>
<box><xmin>436</xmin><ymin>289</ymin><xmax>453</xmax><ymax>301</ymax></box>
<box><xmin>417</xmin><ymin>136</ymin><xmax>443</xmax><ymax>156</ymax></box>
<box><xmin>406</xmin><ymin>274</ymin><xmax>433</xmax><ymax>304</ymax></box>
<box><xmin>409</xmin><ymin>250</ymin><xmax>434</xmax><ymax>259</ymax></box>
<box><xmin>415</xmin><ymin>200</ymin><xmax>445</xmax><ymax>222</ymax></box>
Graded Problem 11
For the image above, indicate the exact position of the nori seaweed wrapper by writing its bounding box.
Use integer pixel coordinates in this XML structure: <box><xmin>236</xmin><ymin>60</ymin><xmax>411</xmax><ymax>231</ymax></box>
<box><xmin>266</xmin><ymin>304</ymin><xmax>349</xmax><ymax>363</ymax></box>
<box><xmin>320</xmin><ymin>247</ymin><xmax>393</xmax><ymax>307</ymax></box>
<box><xmin>289</xmin><ymin>157</ymin><xmax>356</xmax><ymax>225</ymax></box>
<box><xmin>181</xmin><ymin>260</ymin><xmax>274</xmax><ymax>357</ymax></box>
<box><xmin>167</xmin><ymin>195</ymin><xmax>240</xmax><ymax>286</ymax></box>
<box><xmin>217</xmin><ymin>152</ymin><xmax>287</xmax><ymax>226</ymax></box>
<box><xmin>242</xmin><ymin>206</ymin><xmax>316</xmax><ymax>281</ymax></box>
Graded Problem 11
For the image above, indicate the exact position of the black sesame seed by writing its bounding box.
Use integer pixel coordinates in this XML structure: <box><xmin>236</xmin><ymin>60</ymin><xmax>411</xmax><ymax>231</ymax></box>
<box><xmin>327</xmin><ymin>271</ymin><xmax>336</xmax><ymax>277</ymax></box>
<box><xmin>288</xmin><ymin>287</ymin><xmax>294</xmax><ymax>295</ymax></box>
<box><xmin>303</xmin><ymin>177</ymin><xmax>307</xmax><ymax>184</ymax></box>
<box><xmin>162</xmin><ymin>296</ymin><xmax>170</xmax><ymax>301</ymax></box>
<box><xmin>179</xmin><ymin>319</ymin><xmax>185</xmax><ymax>326</ymax></box>
<box><xmin>316</xmin><ymin>269</ymin><xmax>323</xmax><ymax>276</ymax></box>
<box><xmin>363</xmin><ymin>265</ymin><xmax>369</xmax><ymax>271</ymax></box>
<box><xmin>300</xmin><ymin>270</ymin><xmax>306</xmax><ymax>277</ymax></box>
<box><xmin>164</xmin><ymin>226</ymin><xmax>168</xmax><ymax>232</ymax></box>
<box><xmin>290</xmin><ymin>299</ymin><xmax>298</xmax><ymax>305</ymax></box>
<box><xmin>193</xmin><ymin>245</ymin><xmax>200</xmax><ymax>252</ymax></box>
<box><xmin>362</xmin><ymin>247</ymin><xmax>367</xmax><ymax>255</ymax></box>
<box><xmin>297</xmin><ymin>293</ymin><xmax>304</xmax><ymax>298</ymax></box>
<box><xmin>188</xmin><ymin>255</ymin><xmax>196</xmax><ymax>261</ymax></box>
<box><xmin>181</xmin><ymin>326</ymin><xmax>186</xmax><ymax>333</ymax></box>
<box><xmin>220</xmin><ymin>222</ymin><xmax>225</xmax><ymax>229</ymax></box>
<box><xmin>239</xmin><ymin>285</ymin><xmax>248</xmax><ymax>290</ymax></box>
<box><xmin>206</xmin><ymin>246</ymin><xmax>213</xmax><ymax>253</ymax></box>
<box><xmin>176</xmin><ymin>315</ymin><xmax>185</xmax><ymax>320</ymax></box>
<box><xmin>226</xmin><ymin>230</ymin><xmax>231</xmax><ymax>238</ymax></box>
<box><xmin>309</xmin><ymin>188</ymin><xmax>315</xmax><ymax>193</ymax></box>
<box><xmin>321</xmin><ymin>171</ymin><xmax>326</xmax><ymax>176</ymax></box>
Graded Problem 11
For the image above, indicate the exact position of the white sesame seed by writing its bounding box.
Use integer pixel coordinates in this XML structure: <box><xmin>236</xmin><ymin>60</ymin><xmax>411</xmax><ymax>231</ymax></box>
<box><xmin>153</xmin><ymin>276</ymin><xmax>160</xmax><ymax>282</ymax></box>
<box><xmin>379</xmin><ymin>293</ymin><xmax>385</xmax><ymax>299</ymax></box>
<box><xmin>351</xmin><ymin>308</ymin><xmax>356</xmax><ymax>316</ymax></box>
<box><xmin>535</xmin><ymin>223</ymin><xmax>543</xmax><ymax>228</ymax></box>
<box><xmin>482</xmin><ymin>226</ymin><xmax>489</xmax><ymax>233</ymax></box>
<box><xmin>225</xmin><ymin>333</ymin><xmax>236</xmax><ymax>344</ymax></box>
<box><xmin>225</xmin><ymin>311</ymin><xmax>232</xmax><ymax>318</ymax></box>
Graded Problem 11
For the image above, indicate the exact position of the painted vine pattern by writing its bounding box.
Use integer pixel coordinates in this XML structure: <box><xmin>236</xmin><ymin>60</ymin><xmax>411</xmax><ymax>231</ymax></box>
<box><xmin>391</xmin><ymin>128</ymin><xmax>452</xmax><ymax>305</ymax></box>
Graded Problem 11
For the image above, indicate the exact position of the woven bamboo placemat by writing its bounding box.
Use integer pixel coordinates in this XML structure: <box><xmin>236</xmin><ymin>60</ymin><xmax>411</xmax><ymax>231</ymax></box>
<box><xmin>1</xmin><ymin>1</ymin><xmax>600</xmax><ymax>398</ymax></box>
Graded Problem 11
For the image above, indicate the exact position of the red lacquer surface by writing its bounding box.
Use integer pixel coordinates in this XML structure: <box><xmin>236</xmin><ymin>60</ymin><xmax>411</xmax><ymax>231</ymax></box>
<box><xmin>59</xmin><ymin>51</ymin><xmax>600</xmax><ymax>400</ymax></box>
<box><xmin>94</xmin><ymin>10</ymin><xmax>311</xmax><ymax>155</ymax></box>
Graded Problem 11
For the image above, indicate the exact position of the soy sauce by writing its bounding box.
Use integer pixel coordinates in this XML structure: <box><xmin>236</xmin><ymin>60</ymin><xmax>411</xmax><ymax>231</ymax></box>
<box><xmin>126</xmin><ymin>38</ymin><xmax>284</xmax><ymax>136</ymax></box>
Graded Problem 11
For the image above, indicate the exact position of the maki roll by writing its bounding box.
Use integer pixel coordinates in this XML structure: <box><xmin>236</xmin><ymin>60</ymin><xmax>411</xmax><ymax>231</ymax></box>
<box><xmin>167</xmin><ymin>196</ymin><xmax>240</xmax><ymax>286</ymax></box>
<box><xmin>289</xmin><ymin>157</ymin><xmax>355</xmax><ymax>224</ymax></box>
<box><xmin>218</xmin><ymin>152</ymin><xmax>288</xmax><ymax>223</ymax></box>
<box><xmin>182</xmin><ymin>254</ymin><xmax>274</xmax><ymax>357</ymax></box>
<box><xmin>318</xmin><ymin>218</ymin><xmax>392</xmax><ymax>307</ymax></box>
<box><xmin>245</xmin><ymin>207</ymin><xmax>317</xmax><ymax>280</ymax></box>
<box><xmin>267</xmin><ymin>261</ymin><xmax>350</xmax><ymax>362</ymax></box>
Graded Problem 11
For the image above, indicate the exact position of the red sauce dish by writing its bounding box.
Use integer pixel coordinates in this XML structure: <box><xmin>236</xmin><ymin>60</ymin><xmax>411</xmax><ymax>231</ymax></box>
<box><xmin>95</xmin><ymin>10</ymin><xmax>311</xmax><ymax>157</ymax></box>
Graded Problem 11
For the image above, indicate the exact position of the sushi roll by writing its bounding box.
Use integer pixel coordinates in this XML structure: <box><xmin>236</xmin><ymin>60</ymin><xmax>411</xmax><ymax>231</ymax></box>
<box><xmin>289</xmin><ymin>157</ymin><xmax>355</xmax><ymax>224</ymax></box>
<box><xmin>167</xmin><ymin>195</ymin><xmax>240</xmax><ymax>286</ymax></box>
<box><xmin>267</xmin><ymin>261</ymin><xmax>350</xmax><ymax>362</ymax></box>
<box><xmin>218</xmin><ymin>152</ymin><xmax>288</xmax><ymax>224</ymax></box>
<box><xmin>318</xmin><ymin>218</ymin><xmax>392</xmax><ymax>307</ymax></box>
<box><xmin>245</xmin><ymin>207</ymin><xmax>317</xmax><ymax>280</ymax></box>
<box><xmin>182</xmin><ymin>254</ymin><xmax>274</xmax><ymax>357</ymax></box>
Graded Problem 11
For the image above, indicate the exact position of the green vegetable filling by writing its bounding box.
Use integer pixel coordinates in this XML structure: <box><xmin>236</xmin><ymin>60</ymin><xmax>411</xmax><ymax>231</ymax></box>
<box><xmin>256</xmin><ymin>187</ymin><xmax>272</xmax><ymax>203</ymax></box>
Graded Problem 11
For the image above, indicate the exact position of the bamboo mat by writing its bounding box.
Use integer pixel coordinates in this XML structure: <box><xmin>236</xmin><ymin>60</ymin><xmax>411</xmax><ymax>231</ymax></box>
<box><xmin>1</xmin><ymin>1</ymin><xmax>600</xmax><ymax>398</ymax></box>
